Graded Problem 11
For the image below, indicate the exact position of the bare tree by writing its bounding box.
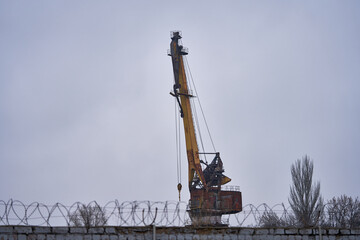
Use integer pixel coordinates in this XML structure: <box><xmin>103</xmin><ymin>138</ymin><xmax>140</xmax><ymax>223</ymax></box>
<box><xmin>326</xmin><ymin>195</ymin><xmax>360</xmax><ymax>228</ymax></box>
<box><xmin>69</xmin><ymin>203</ymin><xmax>107</xmax><ymax>227</ymax></box>
<box><xmin>288</xmin><ymin>155</ymin><xmax>323</xmax><ymax>227</ymax></box>
<box><xmin>258</xmin><ymin>209</ymin><xmax>288</xmax><ymax>227</ymax></box>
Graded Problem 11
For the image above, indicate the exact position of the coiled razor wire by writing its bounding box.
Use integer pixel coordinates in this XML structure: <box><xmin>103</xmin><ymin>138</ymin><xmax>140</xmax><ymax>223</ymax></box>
<box><xmin>0</xmin><ymin>199</ymin><xmax>313</xmax><ymax>227</ymax></box>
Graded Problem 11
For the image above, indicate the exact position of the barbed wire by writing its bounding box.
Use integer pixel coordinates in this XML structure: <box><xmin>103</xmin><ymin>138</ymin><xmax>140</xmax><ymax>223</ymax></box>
<box><xmin>0</xmin><ymin>199</ymin><xmax>332</xmax><ymax>227</ymax></box>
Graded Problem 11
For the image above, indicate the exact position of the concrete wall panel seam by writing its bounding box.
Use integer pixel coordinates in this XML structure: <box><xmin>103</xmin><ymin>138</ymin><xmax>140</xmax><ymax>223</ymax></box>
<box><xmin>340</xmin><ymin>229</ymin><xmax>351</xmax><ymax>235</ymax></box>
<box><xmin>52</xmin><ymin>227</ymin><xmax>69</xmax><ymax>234</ymax></box>
<box><xmin>88</xmin><ymin>228</ymin><xmax>104</xmax><ymax>234</ymax></box>
<box><xmin>34</xmin><ymin>227</ymin><xmax>51</xmax><ymax>234</ymax></box>
<box><xmin>0</xmin><ymin>227</ymin><xmax>14</xmax><ymax>233</ymax></box>
<box><xmin>14</xmin><ymin>227</ymin><xmax>32</xmax><ymax>234</ymax></box>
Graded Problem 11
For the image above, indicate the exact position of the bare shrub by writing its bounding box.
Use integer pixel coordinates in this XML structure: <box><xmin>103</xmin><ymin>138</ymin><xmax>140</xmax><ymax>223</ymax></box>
<box><xmin>258</xmin><ymin>210</ymin><xmax>288</xmax><ymax>227</ymax></box>
<box><xmin>326</xmin><ymin>195</ymin><xmax>360</xmax><ymax>228</ymax></box>
<box><xmin>69</xmin><ymin>203</ymin><xmax>107</xmax><ymax>227</ymax></box>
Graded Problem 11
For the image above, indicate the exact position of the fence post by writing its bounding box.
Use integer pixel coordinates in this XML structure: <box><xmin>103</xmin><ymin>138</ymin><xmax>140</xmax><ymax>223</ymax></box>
<box><xmin>153</xmin><ymin>224</ymin><xmax>156</xmax><ymax>240</ymax></box>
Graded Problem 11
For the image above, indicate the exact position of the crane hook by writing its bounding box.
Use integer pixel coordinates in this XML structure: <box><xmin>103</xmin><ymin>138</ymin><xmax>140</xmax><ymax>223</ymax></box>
<box><xmin>177</xmin><ymin>183</ymin><xmax>182</xmax><ymax>201</ymax></box>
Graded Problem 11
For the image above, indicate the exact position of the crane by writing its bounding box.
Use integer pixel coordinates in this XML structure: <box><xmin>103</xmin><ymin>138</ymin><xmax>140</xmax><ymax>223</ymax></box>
<box><xmin>168</xmin><ymin>31</ymin><xmax>242</xmax><ymax>226</ymax></box>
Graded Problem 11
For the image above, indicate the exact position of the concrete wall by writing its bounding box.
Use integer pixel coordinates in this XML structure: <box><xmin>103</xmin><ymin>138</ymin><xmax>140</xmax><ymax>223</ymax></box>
<box><xmin>1</xmin><ymin>226</ymin><xmax>360</xmax><ymax>240</ymax></box>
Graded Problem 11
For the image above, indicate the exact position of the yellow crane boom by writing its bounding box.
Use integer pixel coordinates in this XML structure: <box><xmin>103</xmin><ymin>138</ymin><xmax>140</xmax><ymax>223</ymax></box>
<box><xmin>169</xmin><ymin>31</ymin><xmax>207</xmax><ymax>189</ymax></box>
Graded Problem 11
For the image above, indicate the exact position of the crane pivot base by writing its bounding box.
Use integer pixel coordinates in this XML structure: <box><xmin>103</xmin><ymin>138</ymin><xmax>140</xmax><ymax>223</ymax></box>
<box><xmin>188</xmin><ymin>188</ymin><xmax>242</xmax><ymax>226</ymax></box>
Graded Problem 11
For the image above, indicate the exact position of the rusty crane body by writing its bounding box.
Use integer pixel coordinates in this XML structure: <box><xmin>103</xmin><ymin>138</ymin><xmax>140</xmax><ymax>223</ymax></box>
<box><xmin>168</xmin><ymin>31</ymin><xmax>242</xmax><ymax>226</ymax></box>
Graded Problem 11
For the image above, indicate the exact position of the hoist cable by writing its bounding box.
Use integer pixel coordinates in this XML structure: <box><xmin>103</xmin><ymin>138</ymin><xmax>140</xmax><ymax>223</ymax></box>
<box><xmin>178</xmin><ymin>103</ymin><xmax>182</xmax><ymax>184</ymax></box>
<box><xmin>184</xmin><ymin>56</ymin><xmax>217</xmax><ymax>152</ymax></box>
<box><xmin>191</xmin><ymin>96</ymin><xmax>207</xmax><ymax>163</ymax></box>
<box><xmin>174</xmin><ymin>99</ymin><xmax>179</xmax><ymax>183</ymax></box>
<box><xmin>174</xmin><ymin>99</ymin><xmax>181</xmax><ymax>184</ymax></box>
<box><xmin>183</xmin><ymin>57</ymin><xmax>207</xmax><ymax>163</ymax></box>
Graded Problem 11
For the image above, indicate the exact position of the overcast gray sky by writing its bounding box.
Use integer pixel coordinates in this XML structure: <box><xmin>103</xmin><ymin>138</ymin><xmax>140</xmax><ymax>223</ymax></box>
<box><xmin>1</xmin><ymin>1</ymin><xmax>360</xmax><ymax>207</ymax></box>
